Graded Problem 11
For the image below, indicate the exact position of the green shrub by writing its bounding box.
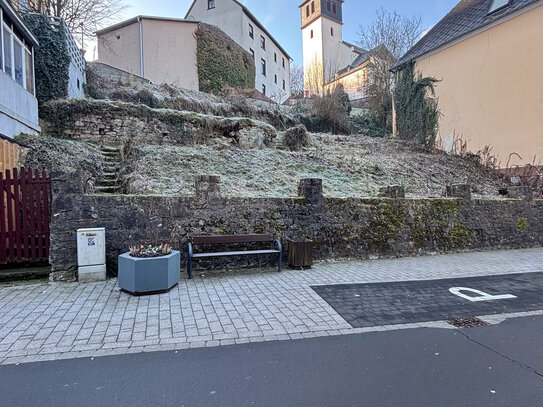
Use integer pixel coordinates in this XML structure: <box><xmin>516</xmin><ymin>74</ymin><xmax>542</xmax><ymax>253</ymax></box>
<box><xmin>351</xmin><ymin>113</ymin><xmax>389</xmax><ymax>137</ymax></box>
<box><xmin>195</xmin><ymin>23</ymin><xmax>255</xmax><ymax>95</ymax></box>
<box><xmin>394</xmin><ymin>61</ymin><xmax>440</xmax><ymax>150</ymax></box>
<box><xmin>302</xmin><ymin>86</ymin><xmax>352</xmax><ymax>134</ymax></box>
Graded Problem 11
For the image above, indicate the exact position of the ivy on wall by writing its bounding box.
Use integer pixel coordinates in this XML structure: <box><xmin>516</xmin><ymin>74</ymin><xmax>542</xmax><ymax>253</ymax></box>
<box><xmin>195</xmin><ymin>23</ymin><xmax>255</xmax><ymax>95</ymax></box>
<box><xmin>22</xmin><ymin>14</ymin><xmax>70</xmax><ymax>106</ymax></box>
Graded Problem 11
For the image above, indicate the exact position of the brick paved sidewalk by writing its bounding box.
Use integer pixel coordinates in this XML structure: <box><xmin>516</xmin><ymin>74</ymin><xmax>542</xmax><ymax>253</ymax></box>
<box><xmin>1</xmin><ymin>248</ymin><xmax>542</xmax><ymax>365</ymax></box>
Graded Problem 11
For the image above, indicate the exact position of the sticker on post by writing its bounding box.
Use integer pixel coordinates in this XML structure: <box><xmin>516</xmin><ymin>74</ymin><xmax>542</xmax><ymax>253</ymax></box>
<box><xmin>449</xmin><ymin>287</ymin><xmax>517</xmax><ymax>302</ymax></box>
<box><xmin>88</xmin><ymin>237</ymin><xmax>95</xmax><ymax>246</ymax></box>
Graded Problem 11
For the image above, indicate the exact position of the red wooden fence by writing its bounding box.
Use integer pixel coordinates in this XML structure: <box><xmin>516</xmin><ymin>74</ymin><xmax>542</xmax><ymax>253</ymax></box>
<box><xmin>0</xmin><ymin>168</ymin><xmax>52</xmax><ymax>265</ymax></box>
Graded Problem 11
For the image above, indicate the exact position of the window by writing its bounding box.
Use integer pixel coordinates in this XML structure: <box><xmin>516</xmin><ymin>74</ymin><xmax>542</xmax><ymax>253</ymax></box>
<box><xmin>261</xmin><ymin>58</ymin><xmax>266</xmax><ymax>76</ymax></box>
<box><xmin>310</xmin><ymin>30</ymin><xmax>313</xmax><ymax>39</ymax></box>
<box><xmin>249</xmin><ymin>24</ymin><xmax>254</xmax><ymax>39</ymax></box>
<box><xmin>208</xmin><ymin>0</ymin><xmax>215</xmax><ymax>9</ymax></box>
<box><xmin>262</xmin><ymin>84</ymin><xmax>266</xmax><ymax>95</ymax></box>
<box><xmin>332</xmin><ymin>2</ymin><xmax>336</xmax><ymax>13</ymax></box>
<box><xmin>331</xmin><ymin>27</ymin><xmax>334</xmax><ymax>36</ymax></box>
<box><xmin>260</xmin><ymin>35</ymin><xmax>265</xmax><ymax>50</ymax></box>
<box><xmin>274</xmin><ymin>74</ymin><xmax>277</xmax><ymax>84</ymax></box>
<box><xmin>14</xmin><ymin>37</ymin><xmax>24</xmax><ymax>87</ymax></box>
<box><xmin>488</xmin><ymin>0</ymin><xmax>509</xmax><ymax>13</ymax></box>
<box><xmin>274</xmin><ymin>53</ymin><xmax>277</xmax><ymax>63</ymax></box>
<box><xmin>2</xmin><ymin>14</ymin><xmax>34</xmax><ymax>94</ymax></box>
<box><xmin>282</xmin><ymin>58</ymin><xmax>285</xmax><ymax>69</ymax></box>
<box><xmin>250</xmin><ymin>48</ymin><xmax>254</xmax><ymax>60</ymax></box>
<box><xmin>311</xmin><ymin>1</ymin><xmax>315</xmax><ymax>13</ymax></box>
<box><xmin>306</xmin><ymin>5</ymin><xmax>310</xmax><ymax>17</ymax></box>
<box><xmin>3</xmin><ymin>25</ymin><xmax>13</xmax><ymax>77</ymax></box>
<box><xmin>327</xmin><ymin>0</ymin><xmax>331</xmax><ymax>11</ymax></box>
<box><xmin>282</xmin><ymin>80</ymin><xmax>286</xmax><ymax>91</ymax></box>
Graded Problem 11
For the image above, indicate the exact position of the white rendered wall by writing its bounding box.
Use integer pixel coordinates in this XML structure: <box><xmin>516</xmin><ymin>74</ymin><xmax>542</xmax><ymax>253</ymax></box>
<box><xmin>188</xmin><ymin>0</ymin><xmax>291</xmax><ymax>103</ymax></box>
<box><xmin>0</xmin><ymin>70</ymin><xmax>40</xmax><ymax>137</ymax></box>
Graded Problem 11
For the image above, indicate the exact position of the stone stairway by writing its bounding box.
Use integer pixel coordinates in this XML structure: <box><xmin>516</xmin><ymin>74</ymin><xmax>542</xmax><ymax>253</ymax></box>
<box><xmin>95</xmin><ymin>146</ymin><xmax>122</xmax><ymax>194</ymax></box>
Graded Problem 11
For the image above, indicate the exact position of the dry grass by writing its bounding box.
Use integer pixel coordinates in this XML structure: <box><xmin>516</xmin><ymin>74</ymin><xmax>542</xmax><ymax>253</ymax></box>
<box><xmin>123</xmin><ymin>133</ymin><xmax>507</xmax><ymax>198</ymax></box>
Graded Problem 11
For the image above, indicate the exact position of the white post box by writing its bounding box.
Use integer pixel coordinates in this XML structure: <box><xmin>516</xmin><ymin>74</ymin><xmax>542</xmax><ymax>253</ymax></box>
<box><xmin>77</xmin><ymin>228</ymin><xmax>106</xmax><ymax>282</ymax></box>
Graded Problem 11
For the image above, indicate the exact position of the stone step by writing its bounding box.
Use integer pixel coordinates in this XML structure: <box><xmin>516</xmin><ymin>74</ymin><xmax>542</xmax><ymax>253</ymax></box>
<box><xmin>97</xmin><ymin>179</ymin><xmax>117</xmax><ymax>187</ymax></box>
<box><xmin>104</xmin><ymin>167</ymin><xmax>119</xmax><ymax>173</ymax></box>
<box><xmin>94</xmin><ymin>185</ymin><xmax>121</xmax><ymax>193</ymax></box>
<box><xmin>103</xmin><ymin>172</ymin><xmax>118</xmax><ymax>178</ymax></box>
<box><xmin>102</xmin><ymin>152</ymin><xmax>119</xmax><ymax>158</ymax></box>
<box><xmin>101</xmin><ymin>146</ymin><xmax>120</xmax><ymax>153</ymax></box>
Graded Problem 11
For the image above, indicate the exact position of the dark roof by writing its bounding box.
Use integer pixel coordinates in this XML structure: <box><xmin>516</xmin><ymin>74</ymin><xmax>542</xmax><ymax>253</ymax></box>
<box><xmin>0</xmin><ymin>0</ymin><xmax>39</xmax><ymax>46</ymax></box>
<box><xmin>336</xmin><ymin>44</ymin><xmax>392</xmax><ymax>76</ymax></box>
<box><xmin>185</xmin><ymin>0</ymin><xmax>292</xmax><ymax>60</ymax></box>
<box><xmin>96</xmin><ymin>16</ymin><xmax>198</xmax><ymax>36</ymax></box>
<box><xmin>341</xmin><ymin>40</ymin><xmax>366</xmax><ymax>55</ymax></box>
<box><xmin>393</xmin><ymin>0</ymin><xmax>541</xmax><ymax>70</ymax></box>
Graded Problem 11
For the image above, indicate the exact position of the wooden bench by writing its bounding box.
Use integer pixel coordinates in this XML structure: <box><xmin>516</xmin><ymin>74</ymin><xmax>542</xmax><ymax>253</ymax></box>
<box><xmin>187</xmin><ymin>234</ymin><xmax>282</xmax><ymax>279</ymax></box>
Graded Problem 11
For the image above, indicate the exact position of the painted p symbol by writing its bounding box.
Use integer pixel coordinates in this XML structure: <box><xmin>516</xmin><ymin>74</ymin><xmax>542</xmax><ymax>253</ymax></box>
<box><xmin>449</xmin><ymin>287</ymin><xmax>517</xmax><ymax>302</ymax></box>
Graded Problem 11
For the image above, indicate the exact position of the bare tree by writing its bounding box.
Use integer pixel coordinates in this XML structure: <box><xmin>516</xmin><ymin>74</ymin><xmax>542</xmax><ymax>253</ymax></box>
<box><xmin>357</xmin><ymin>8</ymin><xmax>422</xmax><ymax>130</ymax></box>
<box><xmin>357</xmin><ymin>7</ymin><xmax>422</xmax><ymax>61</ymax></box>
<box><xmin>26</xmin><ymin>0</ymin><xmax>126</xmax><ymax>47</ymax></box>
<box><xmin>290</xmin><ymin>63</ymin><xmax>304</xmax><ymax>98</ymax></box>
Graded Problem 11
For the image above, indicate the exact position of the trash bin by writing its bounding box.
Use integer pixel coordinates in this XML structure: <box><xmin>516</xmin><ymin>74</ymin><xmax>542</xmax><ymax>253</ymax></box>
<box><xmin>287</xmin><ymin>238</ymin><xmax>313</xmax><ymax>269</ymax></box>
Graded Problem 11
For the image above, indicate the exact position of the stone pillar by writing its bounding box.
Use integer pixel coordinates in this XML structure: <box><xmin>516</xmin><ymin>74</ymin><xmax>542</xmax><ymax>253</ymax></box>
<box><xmin>508</xmin><ymin>186</ymin><xmax>533</xmax><ymax>202</ymax></box>
<box><xmin>299</xmin><ymin>178</ymin><xmax>323</xmax><ymax>204</ymax></box>
<box><xmin>195</xmin><ymin>175</ymin><xmax>221</xmax><ymax>202</ymax></box>
<box><xmin>447</xmin><ymin>184</ymin><xmax>471</xmax><ymax>201</ymax></box>
<box><xmin>378</xmin><ymin>185</ymin><xmax>405</xmax><ymax>199</ymax></box>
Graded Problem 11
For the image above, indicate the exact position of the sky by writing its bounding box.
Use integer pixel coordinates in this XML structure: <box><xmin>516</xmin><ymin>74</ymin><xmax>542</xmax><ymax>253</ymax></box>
<box><xmin>89</xmin><ymin>0</ymin><xmax>460</xmax><ymax>64</ymax></box>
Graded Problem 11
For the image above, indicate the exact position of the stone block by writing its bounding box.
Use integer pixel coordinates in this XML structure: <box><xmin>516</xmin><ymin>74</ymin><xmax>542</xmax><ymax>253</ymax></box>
<box><xmin>195</xmin><ymin>175</ymin><xmax>221</xmax><ymax>201</ymax></box>
<box><xmin>508</xmin><ymin>186</ymin><xmax>533</xmax><ymax>202</ymax></box>
<box><xmin>447</xmin><ymin>184</ymin><xmax>471</xmax><ymax>201</ymax></box>
<box><xmin>298</xmin><ymin>178</ymin><xmax>323</xmax><ymax>204</ymax></box>
<box><xmin>378</xmin><ymin>185</ymin><xmax>405</xmax><ymax>199</ymax></box>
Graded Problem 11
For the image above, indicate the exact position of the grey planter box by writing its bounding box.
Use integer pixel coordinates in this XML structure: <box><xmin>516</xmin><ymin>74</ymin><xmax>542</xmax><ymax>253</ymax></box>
<box><xmin>118</xmin><ymin>250</ymin><xmax>180</xmax><ymax>295</ymax></box>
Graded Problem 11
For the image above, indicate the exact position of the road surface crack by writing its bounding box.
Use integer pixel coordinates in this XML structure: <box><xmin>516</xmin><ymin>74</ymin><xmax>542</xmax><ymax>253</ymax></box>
<box><xmin>458</xmin><ymin>331</ymin><xmax>543</xmax><ymax>380</ymax></box>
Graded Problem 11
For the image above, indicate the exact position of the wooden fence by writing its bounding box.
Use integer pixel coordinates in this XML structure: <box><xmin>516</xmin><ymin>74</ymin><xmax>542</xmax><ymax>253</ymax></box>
<box><xmin>0</xmin><ymin>168</ymin><xmax>52</xmax><ymax>264</ymax></box>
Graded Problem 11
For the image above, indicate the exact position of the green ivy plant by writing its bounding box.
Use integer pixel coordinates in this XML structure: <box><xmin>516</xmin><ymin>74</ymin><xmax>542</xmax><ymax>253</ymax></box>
<box><xmin>195</xmin><ymin>23</ymin><xmax>255</xmax><ymax>95</ymax></box>
<box><xmin>22</xmin><ymin>14</ymin><xmax>70</xmax><ymax>106</ymax></box>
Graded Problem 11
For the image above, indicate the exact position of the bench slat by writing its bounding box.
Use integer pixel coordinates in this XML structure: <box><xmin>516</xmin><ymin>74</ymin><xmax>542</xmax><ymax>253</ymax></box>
<box><xmin>192</xmin><ymin>234</ymin><xmax>274</xmax><ymax>245</ymax></box>
<box><xmin>192</xmin><ymin>249</ymin><xmax>280</xmax><ymax>258</ymax></box>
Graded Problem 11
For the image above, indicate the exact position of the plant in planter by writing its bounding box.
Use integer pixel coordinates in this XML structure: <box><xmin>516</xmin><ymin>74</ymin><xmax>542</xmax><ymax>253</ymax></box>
<box><xmin>118</xmin><ymin>213</ymin><xmax>180</xmax><ymax>295</ymax></box>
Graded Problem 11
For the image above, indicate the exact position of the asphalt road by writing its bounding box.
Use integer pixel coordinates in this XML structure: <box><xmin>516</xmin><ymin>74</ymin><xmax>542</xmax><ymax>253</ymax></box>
<box><xmin>1</xmin><ymin>316</ymin><xmax>543</xmax><ymax>407</ymax></box>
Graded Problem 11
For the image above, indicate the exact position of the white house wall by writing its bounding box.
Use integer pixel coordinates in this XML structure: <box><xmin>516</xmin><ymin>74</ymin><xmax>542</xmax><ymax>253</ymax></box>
<box><xmin>187</xmin><ymin>0</ymin><xmax>291</xmax><ymax>103</ymax></box>
<box><xmin>0</xmin><ymin>70</ymin><xmax>40</xmax><ymax>136</ymax></box>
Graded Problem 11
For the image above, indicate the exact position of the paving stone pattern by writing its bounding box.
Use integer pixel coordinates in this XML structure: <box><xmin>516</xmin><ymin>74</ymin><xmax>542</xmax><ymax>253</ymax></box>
<box><xmin>313</xmin><ymin>272</ymin><xmax>543</xmax><ymax>327</ymax></box>
<box><xmin>1</xmin><ymin>248</ymin><xmax>543</xmax><ymax>365</ymax></box>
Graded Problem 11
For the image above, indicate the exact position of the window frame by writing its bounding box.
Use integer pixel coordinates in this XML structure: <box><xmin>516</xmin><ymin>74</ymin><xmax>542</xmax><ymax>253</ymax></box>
<box><xmin>1</xmin><ymin>9</ymin><xmax>35</xmax><ymax>95</ymax></box>
<box><xmin>262</xmin><ymin>84</ymin><xmax>266</xmax><ymax>95</ymax></box>
<box><xmin>306</xmin><ymin>5</ymin><xmax>310</xmax><ymax>17</ymax></box>
<box><xmin>261</xmin><ymin>58</ymin><xmax>266</xmax><ymax>76</ymax></box>
<box><xmin>274</xmin><ymin>74</ymin><xmax>277</xmax><ymax>84</ymax></box>
<box><xmin>282</xmin><ymin>79</ymin><xmax>286</xmax><ymax>91</ymax></box>
<box><xmin>260</xmin><ymin>35</ymin><xmax>265</xmax><ymax>50</ymax></box>
<box><xmin>327</xmin><ymin>0</ymin><xmax>331</xmax><ymax>11</ymax></box>
<box><xmin>311</xmin><ymin>1</ymin><xmax>315</xmax><ymax>13</ymax></box>
<box><xmin>282</xmin><ymin>57</ymin><xmax>285</xmax><ymax>69</ymax></box>
<box><xmin>249</xmin><ymin>23</ymin><xmax>254</xmax><ymax>39</ymax></box>
<box><xmin>332</xmin><ymin>2</ymin><xmax>336</xmax><ymax>14</ymax></box>
<box><xmin>207</xmin><ymin>0</ymin><xmax>216</xmax><ymax>10</ymax></box>
<box><xmin>331</xmin><ymin>27</ymin><xmax>334</xmax><ymax>36</ymax></box>
<box><xmin>488</xmin><ymin>0</ymin><xmax>510</xmax><ymax>14</ymax></box>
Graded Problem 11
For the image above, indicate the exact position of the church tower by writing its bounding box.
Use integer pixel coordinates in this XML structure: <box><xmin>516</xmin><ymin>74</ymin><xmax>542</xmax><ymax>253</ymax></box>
<box><xmin>300</xmin><ymin>0</ymin><xmax>351</xmax><ymax>96</ymax></box>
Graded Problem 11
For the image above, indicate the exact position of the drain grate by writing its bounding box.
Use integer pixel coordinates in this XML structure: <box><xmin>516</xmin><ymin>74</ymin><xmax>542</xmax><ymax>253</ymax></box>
<box><xmin>447</xmin><ymin>317</ymin><xmax>490</xmax><ymax>328</ymax></box>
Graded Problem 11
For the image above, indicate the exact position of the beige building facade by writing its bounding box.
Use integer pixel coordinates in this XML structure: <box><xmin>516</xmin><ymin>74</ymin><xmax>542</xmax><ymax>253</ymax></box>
<box><xmin>395</xmin><ymin>0</ymin><xmax>543</xmax><ymax>168</ymax></box>
<box><xmin>96</xmin><ymin>17</ymin><xmax>199</xmax><ymax>91</ymax></box>
<box><xmin>185</xmin><ymin>0</ymin><xmax>292</xmax><ymax>103</ymax></box>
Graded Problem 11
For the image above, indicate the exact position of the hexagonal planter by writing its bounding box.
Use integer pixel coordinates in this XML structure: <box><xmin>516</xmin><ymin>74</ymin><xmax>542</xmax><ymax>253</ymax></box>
<box><xmin>118</xmin><ymin>251</ymin><xmax>180</xmax><ymax>296</ymax></box>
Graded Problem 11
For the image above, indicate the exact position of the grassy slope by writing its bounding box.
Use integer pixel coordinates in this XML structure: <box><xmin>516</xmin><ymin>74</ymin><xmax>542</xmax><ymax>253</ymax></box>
<box><xmin>125</xmin><ymin>134</ymin><xmax>505</xmax><ymax>198</ymax></box>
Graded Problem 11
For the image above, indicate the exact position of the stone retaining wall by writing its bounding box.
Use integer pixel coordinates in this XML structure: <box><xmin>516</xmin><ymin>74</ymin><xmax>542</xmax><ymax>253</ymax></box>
<box><xmin>49</xmin><ymin>174</ymin><xmax>543</xmax><ymax>281</ymax></box>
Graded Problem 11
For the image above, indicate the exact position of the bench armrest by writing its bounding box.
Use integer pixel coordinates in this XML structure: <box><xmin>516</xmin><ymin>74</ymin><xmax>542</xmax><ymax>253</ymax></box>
<box><xmin>273</xmin><ymin>239</ymin><xmax>282</xmax><ymax>252</ymax></box>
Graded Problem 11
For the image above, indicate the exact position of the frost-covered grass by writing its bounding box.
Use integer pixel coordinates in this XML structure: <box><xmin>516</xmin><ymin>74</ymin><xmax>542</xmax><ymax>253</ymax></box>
<box><xmin>125</xmin><ymin>133</ymin><xmax>506</xmax><ymax>198</ymax></box>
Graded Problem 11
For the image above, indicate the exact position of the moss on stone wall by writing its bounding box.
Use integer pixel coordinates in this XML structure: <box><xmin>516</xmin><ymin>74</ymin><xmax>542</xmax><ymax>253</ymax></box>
<box><xmin>195</xmin><ymin>23</ymin><xmax>255</xmax><ymax>95</ymax></box>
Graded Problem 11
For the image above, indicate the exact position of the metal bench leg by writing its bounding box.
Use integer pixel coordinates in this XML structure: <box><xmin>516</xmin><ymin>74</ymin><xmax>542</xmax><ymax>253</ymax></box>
<box><xmin>187</xmin><ymin>243</ymin><xmax>193</xmax><ymax>279</ymax></box>
<box><xmin>274</xmin><ymin>239</ymin><xmax>282</xmax><ymax>272</ymax></box>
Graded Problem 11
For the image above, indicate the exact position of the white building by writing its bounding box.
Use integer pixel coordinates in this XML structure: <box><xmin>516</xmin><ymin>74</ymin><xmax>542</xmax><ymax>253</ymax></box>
<box><xmin>300</xmin><ymin>0</ymin><xmax>381</xmax><ymax>102</ymax></box>
<box><xmin>0</xmin><ymin>0</ymin><xmax>40</xmax><ymax>137</ymax></box>
<box><xmin>185</xmin><ymin>0</ymin><xmax>292</xmax><ymax>103</ymax></box>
